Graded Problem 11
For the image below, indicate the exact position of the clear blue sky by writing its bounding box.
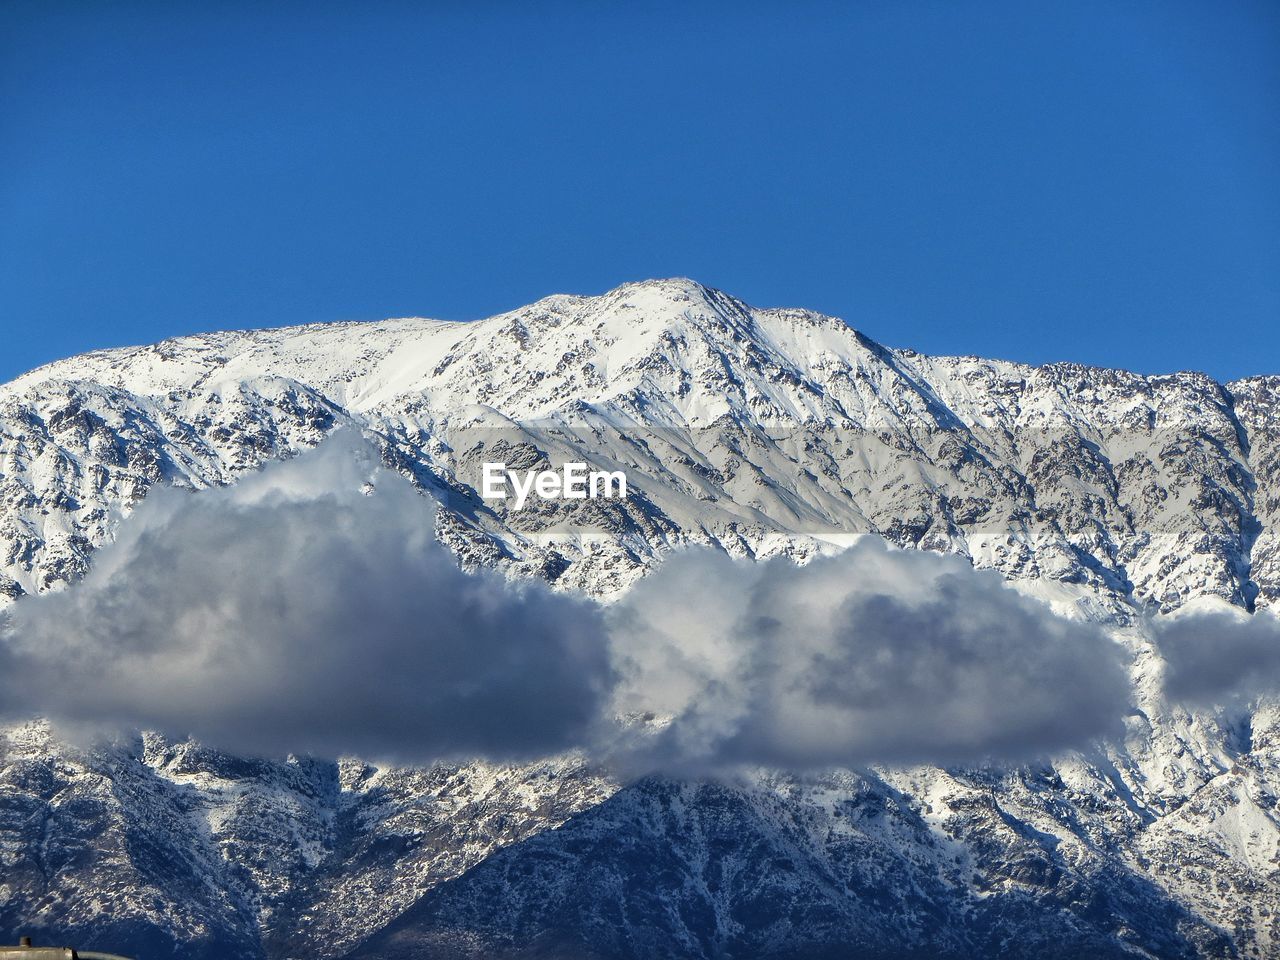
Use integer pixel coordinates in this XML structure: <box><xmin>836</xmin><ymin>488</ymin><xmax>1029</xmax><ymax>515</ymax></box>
<box><xmin>2</xmin><ymin>1</ymin><xmax>1277</xmax><ymax>384</ymax></box>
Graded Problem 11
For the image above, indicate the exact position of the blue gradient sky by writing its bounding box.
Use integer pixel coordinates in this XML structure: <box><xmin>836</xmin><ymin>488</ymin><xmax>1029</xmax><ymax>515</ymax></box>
<box><xmin>2</xmin><ymin>1</ymin><xmax>1277</xmax><ymax>384</ymax></box>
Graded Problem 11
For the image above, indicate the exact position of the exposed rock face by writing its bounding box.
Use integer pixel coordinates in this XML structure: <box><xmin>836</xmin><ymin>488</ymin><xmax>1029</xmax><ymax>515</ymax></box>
<box><xmin>1</xmin><ymin>279</ymin><xmax>1278</xmax><ymax>958</ymax></box>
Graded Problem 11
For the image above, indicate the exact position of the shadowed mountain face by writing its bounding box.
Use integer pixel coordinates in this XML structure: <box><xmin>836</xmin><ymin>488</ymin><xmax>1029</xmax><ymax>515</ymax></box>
<box><xmin>1</xmin><ymin>279</ymin><xmax>1278</xmax><ymax>958</ymax></box>
<box><xmin>353</xmin><ymin>776</ymin><xmax>1226</xmax><ymax>960</ymax></box>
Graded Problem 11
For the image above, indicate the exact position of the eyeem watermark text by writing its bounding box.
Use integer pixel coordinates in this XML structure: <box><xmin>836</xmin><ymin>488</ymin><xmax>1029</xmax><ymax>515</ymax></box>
<box><xmin>481</xmin><ymin>462</ymin><xmax>627</xmax><ymax>510</ymax></box>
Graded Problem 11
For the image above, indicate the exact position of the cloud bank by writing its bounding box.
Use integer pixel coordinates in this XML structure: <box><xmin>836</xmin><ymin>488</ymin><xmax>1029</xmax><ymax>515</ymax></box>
<box><xmin>608</xmin><ymin>543</ymin><xmax>1132</xmax><ymax>770</ymax></box>
<box><xmin>0</xmin><ymin>434</ymin><xmax>612</xmax><ymax>762</ymax></box>
<box><xmin>1</xmin><ymin>436</ymin><xmax>1136</xmax><ymax>769</ymax></box>
<box><xmin>1156</xmin><ymin>605</ymin><xmax>1280</xmax><ymax>706</ymax></box>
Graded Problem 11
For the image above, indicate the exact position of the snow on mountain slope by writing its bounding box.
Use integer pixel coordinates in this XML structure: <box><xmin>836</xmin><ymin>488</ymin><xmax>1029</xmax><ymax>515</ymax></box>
<box><xmin>2</xmin><ymin>278</ymin><xmax>1279</xmax><ymax>958</ymax></box>
<box><xmin>2</xmin><ymin>278</ymin><xmax>1269</xmax><ymax>607</ymax></box>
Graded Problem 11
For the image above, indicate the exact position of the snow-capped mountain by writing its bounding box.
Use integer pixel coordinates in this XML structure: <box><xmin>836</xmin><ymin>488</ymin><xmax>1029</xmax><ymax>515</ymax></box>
<box><xmin>2</xmin><ymin>279</ymin><xmax>1279</xmax><ymax>958</ymax></box>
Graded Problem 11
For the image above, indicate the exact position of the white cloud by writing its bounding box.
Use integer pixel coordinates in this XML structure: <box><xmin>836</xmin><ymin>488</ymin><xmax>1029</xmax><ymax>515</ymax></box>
<box><xmin>607</xmin><ymin>541</ymin><xmax>1132</xmax><ymax>770</ymax></box>
<box><xmin>1156</xmin><ymin>604</ymin><xmax>1280</xmax><ymax>705</ymax></box>
<box><xmin>0</xmin><ymin>433</ymin><xmax>612</xmax><ymax>762</ymax></box>
<box><xmin>1</xmin><ymin>436</ymin><xmax>1135</xmax><ymax>770</ymax></box>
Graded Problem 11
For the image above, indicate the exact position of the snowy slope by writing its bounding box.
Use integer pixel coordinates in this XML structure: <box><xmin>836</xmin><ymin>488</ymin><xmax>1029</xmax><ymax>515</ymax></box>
<box><xmin>1</xmin><ymin>279</ymin><xmax>1279</xmax><ymax>958</ymax></box>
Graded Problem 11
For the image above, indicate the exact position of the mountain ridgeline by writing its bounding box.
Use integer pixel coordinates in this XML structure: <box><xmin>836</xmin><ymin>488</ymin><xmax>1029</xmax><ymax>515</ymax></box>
<box><xmin>1</xmin><ymin>279</ymin><xmax>1279</xmax><ymax>959</ymax></box>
